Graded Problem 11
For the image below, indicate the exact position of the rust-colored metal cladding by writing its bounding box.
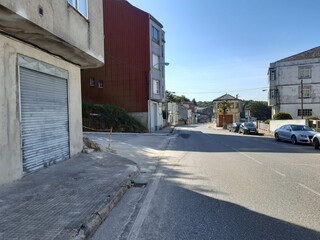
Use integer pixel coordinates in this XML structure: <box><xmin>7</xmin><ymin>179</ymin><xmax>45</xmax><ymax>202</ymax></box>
<box><xmin>81</xmin><ymin>0</ymin><xmax>150</xmax><ymax>112</ymax></box>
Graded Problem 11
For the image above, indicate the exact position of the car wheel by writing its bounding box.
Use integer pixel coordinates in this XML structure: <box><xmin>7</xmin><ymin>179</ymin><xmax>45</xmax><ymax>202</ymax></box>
<box><xmin>275</xmin><ymin>133</ymin><xmax>280</xmax><ymax>141</ymax></box>
<box><xmin>314</xmin><ymin>138</ymin><xmax>320</xmax><ymax>149</ymax></box>
<box><xmin>291</xmin><ymin>135</ymin><xmax>297</xmax><ymax>145</ymax></box>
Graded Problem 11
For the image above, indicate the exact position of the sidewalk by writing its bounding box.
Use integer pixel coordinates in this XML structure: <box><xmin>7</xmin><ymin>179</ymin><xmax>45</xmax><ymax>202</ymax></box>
<box><xmin>0</xmin><ymin>152</ymin><xmax>139</xmax><ymax>240</ymax></box>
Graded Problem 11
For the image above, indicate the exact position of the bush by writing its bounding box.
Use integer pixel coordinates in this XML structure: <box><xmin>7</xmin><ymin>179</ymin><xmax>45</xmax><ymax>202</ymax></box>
<box><xmin>307</xmin><ymin>116</ymin><xmax>320</xmax><ymax>120</ymax></box>
<box><xmin>82</xmin><ymin>100</ymin><xmax>147</xmax><ymax>133</ymax></box>
<box><xmin>273</xmin><ymin>112</ymin><xmax>293</xmax><ymax>120</ymax></box>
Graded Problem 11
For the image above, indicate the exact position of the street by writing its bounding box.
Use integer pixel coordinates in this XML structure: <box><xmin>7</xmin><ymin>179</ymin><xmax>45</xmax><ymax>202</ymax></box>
<box><xmin>92</xmin><ymin>124</ymin><xmax>320</xmax><ymax>240</ymax></box>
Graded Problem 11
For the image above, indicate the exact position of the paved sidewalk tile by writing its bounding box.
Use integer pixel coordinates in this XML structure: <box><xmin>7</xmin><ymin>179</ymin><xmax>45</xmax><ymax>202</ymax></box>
<box><xmin>0</xmin><ymin>152</ymin><xmax>138</xmax><ymax>240</ymax></box>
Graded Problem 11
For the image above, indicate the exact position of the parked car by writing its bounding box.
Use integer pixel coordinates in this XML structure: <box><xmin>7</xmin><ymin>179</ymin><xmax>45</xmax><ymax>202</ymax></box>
<box><xmin>312</xmin><ymin>133</ymin><xmax>320</xmax><ymax>149</ymax></box>
<box><xmin>274</xmin><ymin>124</ymin><xmax>317</xmax><ymax>144</ymax></box>
<box><xmin>229</xmin><ymin>122</ymin><xmax>241</xmax><ymax>132</ymax></box>
<box><xmin>239</xmin><ymin>122</ymin><xmax>258</xmax><ymax>134</ymax></box>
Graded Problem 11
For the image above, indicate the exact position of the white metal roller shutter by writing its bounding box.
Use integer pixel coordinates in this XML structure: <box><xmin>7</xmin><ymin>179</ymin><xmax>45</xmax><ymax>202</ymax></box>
<box><xmin>20</xmin><ymin>67</ymin><xmax>70</xmax><ymax>173</ymax></box>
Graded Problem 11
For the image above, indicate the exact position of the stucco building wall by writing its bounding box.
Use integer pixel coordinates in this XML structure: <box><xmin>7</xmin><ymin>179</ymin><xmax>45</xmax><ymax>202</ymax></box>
<box><xmin>0</xmin><ymin>34</ymin><xmax>82</xmax><ymax>185</ymax></box>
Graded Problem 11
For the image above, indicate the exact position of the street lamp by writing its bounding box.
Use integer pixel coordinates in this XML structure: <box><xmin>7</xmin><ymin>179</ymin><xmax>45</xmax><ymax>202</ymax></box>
<box><xmin>300</xmin><ymin>79</ymin><xmax>304</xmax><ymax>119</ymax></box>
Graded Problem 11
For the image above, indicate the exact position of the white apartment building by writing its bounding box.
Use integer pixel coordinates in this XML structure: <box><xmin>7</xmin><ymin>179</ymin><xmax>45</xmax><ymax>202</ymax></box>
<box><xmin>268</xmin><ymin>47</ymin><xmax>320</xmax><ymax>119</ymax></box>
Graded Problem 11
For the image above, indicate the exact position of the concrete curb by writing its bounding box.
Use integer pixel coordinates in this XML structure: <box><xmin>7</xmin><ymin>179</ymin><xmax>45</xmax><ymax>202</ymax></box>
<box><xmin>79</xmin><ymin>169</ymin><xmax>140</xmax><ymax>240</ymax></box>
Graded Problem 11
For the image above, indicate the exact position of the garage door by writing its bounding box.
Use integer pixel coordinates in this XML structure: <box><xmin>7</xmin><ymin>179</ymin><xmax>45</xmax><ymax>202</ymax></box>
<box><xmin>20</xmin><ymin>67</ymin><xmax>70</xmax><ymax>173</ymax></box>
<box><xmin>218</xmin><ymin>115</ymin><xmax>233</xmax><ymax>127</ymax></box>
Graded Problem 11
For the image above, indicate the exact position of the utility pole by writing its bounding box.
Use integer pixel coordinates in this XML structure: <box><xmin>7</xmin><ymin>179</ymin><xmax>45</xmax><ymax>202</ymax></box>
<box><xmin>300</xmin><ymin>79</ymin><xmax>304</xmax><ymax>119</ymax></box>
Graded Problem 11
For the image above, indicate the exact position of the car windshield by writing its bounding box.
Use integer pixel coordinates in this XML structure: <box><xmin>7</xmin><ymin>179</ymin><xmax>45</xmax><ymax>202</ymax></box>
<box><xmin>291</xmin><ymin>125</ymin><xmax>313</xmax><ymax>131</ymax></box>
<box><xmin>244</xmin><ymin>122</ymin><xmax>255</xmax><ymax>127</ymax></box>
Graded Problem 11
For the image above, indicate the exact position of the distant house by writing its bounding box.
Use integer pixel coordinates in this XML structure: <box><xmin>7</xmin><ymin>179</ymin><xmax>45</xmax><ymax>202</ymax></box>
<box><xmin>81</xmin><ymin>0</ymin><xmax>167</xmax><ymax>132</ymax></box>
<box><xmin>268</xmin><ymin>46</ymin><xmax>320</xmax><ymax>119</ymax></box>
<box><xmin>213</xmin><ymin>94</ymin><xmax>242</xmax><ymax>127</ymax></box>
<box><xmin>178</xmin><ymin>104</ymin><xmax>189</xmax><ymax>125</ymax></box>
<box><xmin>197</xmin><ymin>107</ymin><xmax>213</xmax><ymax>123</ymax></box>
<box><xmin>0</xmin><ymin>1</ymin><xmax>104</xmax><ymax>185</ymax></box>
<box><xmin>177</xmin><ymin>102</ymin><xmax>197</xmax><ymax>125</ymax></box>
<box><xmin>167</xmin><ymin>102</ymin><xmax>179</xmax><ymax>126</ymax></box>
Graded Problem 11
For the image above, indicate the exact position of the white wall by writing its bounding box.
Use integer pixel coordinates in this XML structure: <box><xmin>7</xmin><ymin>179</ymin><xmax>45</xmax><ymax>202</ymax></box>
<box><xmin>0</xmin><ymin>34</ymin><xmax>83</xmax><ymax>185</ymax></box>
<box><xmin>269</xmin><ymin>119</ymin><xmax>308</xmax><ymax>132</ymax></box>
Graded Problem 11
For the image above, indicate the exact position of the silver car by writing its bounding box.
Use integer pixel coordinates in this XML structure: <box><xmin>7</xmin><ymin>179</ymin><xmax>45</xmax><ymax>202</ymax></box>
<box><xmin>274</xmin><ymin>124</ymin><xmax>317</xmax><ymax>144</ymax></box>
<box><xmin>312</xmin><ymin>133</ymin><xmax>320</xmax><ymax>149</ymax></box>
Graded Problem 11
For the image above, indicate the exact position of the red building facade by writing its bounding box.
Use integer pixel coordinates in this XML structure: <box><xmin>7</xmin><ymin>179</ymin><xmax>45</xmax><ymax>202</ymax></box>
<box><xmin>81</xmin><ymin>0</ymin><xmax>166</xmax><ymax>131</ymax></box>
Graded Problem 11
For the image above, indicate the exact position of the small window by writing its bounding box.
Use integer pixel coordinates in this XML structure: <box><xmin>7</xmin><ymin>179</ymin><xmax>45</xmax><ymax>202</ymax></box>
<box><xmin>153</xmin><ymin>80</ymin><xmax>160</xmax><ymax>94</ymax></box>
<box><xmin>152</xmin><ymin>54</ymin><xmax>160</xmax><ymax>69</ymax></box>
<box><xmin>152</xmin><ymin>26</ymin><xmax>159</xmax><ymax>44</ymax></box>
<box><xmin>270</xmin><ymin>89</ymin><xmax>275</xmax><ymax>99</ymax></box>
<box><xmin>89</xmin><ymin>77</ymin><xmax>95</xmax><ymax>87</ymax></box>
<box><xmin>298</xmin><ymin>86</ymin><xmax>311</xmax><ymax>98</ymax></box>
<box><xmin>98</xmin><ymin>80</ymin><xmax>104</xmax><ymax>89</ymax></box>
<box><xmin>298</xmin><ymin>109</ymin><xmax>312</xmax><ymax>116</ymax></box>
<box><xmin>270</xmin><ymin>70</ymin><xmax>276</xmax><ymax>81</ymax></box>
<box><xmin>68</xmin><ymin>0</ymin><xmax>88</xmax><ymax>18</ymax></box>
<box><xmin>298</xmin><ymin>66</ymin><xmax>312</xmax><ymax>79</ymax></box>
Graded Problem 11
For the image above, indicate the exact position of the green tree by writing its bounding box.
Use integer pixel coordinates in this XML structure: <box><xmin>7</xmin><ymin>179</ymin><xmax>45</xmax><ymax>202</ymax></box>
<box><xmin>217</xmin><ymin>100</ymin><xmax>232</xmax><ymax>129</ymax></box>
<box><xmin>197</xmin><ymin>101</ymin><xmax>214</xmax><ymax>108</ymax></box>
<box><xmin>246</xmin><ymin>101</ymin><xmax>271</xmax><ymax>121</ymax></box>
<box><xmin>166</xmin><ymin>91</ymin><xmax>176</xmax><ymax>102</ymax></box>
<box><xmin>166</xmin><ymin>90</ymin><xmax>191</xmax><ymax>103</ymax></box>
<box><xmin>273</xmin><ymin>112</ymin><xmax>293</xmax><ymax>120</ymax></box>
<box><xmin>175</xmin><ymin>95</ymin><xmax>190</xmax><ymax>103</ymax></box>
<box><xmin>192</xmin><ymin>98</ymin><xmax>197</xmax><ymax>106</ymax></box>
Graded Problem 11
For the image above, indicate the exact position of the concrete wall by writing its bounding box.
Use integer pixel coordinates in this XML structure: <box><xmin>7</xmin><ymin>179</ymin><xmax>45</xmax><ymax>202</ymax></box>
<box><xmin>269</xmin><ymin>119</ymin><xmax>308</xmax><ymax>132</ymax></box>
<box><xmin>128</xmin><ymin>112</ymin><xmax>148</xmax><ymax>130</ymax></box>
<box><xmin>0</xmin><ymin>0</ymin><xmax>104</xmax><ymax>68</ymax></box>
<box><xmin>0</xmin><ymin>34</ymin><xmax>83</xmax><ymax>185</ymax></box>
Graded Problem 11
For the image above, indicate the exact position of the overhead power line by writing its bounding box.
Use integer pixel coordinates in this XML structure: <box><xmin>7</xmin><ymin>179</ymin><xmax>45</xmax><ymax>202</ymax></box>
<box><xmin>174</xmin><ymin>87</ymin><xmax>268</xmax><ymax>94</ymax></box>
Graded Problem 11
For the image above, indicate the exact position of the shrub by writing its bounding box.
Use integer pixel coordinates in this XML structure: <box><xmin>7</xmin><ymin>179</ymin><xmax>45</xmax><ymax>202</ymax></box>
<box><xmin>264</xmin><ymin>119</ymin><xmax>270</xmax><ymax>124</ymax></box>
<box><xmin>82</xmin><ymin>101</ymin><xmax>147</xmax><ymax>133</ymax></box>
<box><xmin>307</xmin><ymin>116</ymin><xmax>320</xmax><ymax>120</ymax></box>
<box><xmin>273</xmin><ymin>112</ymin><xmax>293</xmax><ymax>120</ymax></box>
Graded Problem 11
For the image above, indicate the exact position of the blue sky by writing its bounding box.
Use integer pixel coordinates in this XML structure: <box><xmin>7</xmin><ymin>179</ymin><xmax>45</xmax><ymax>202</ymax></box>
<box><xmin>128</xmin><ymin>0</ymin><xmax>320</xmax><ymax>102</ymax></box>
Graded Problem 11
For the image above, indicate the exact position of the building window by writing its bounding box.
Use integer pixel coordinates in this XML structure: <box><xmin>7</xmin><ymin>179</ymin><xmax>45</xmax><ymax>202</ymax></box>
<box><xmin>298</xmin><ymin>86</ymin><xmax>311</xmax><ymax>98</ymax></box>
<box><xmin>153</xmin><ymin>80</ymin><xmax>160</xmax><ymax>94</ymax></box>
<box><xmin>298</xmin><ymin>109</ymin><xmax>312</xmax><ymax>116</ymax></box>
<box><xmin>152</xmin><ymin>26</ymin><xmax>159</xmax><ymax>44</ymax></box>
<box><xmin>68</xmin><ymin>0</ymin><xmax>88</xmax><ymax>18</ymax></box>
<box><xmin>270</xmin><ymin>70</ymin><xmax>276</xmax><ymax>81</ymax></box>
<box><xmin>98</xmin><ymin>80</ymin><xmax>104</xmax><ymax>89</ymax></box>
<box><xmin>298</xmin><ymin>66</ymin><xmax>312</xmax><ymax>79</ymax></box>
<box><xmin>152</xmin><ymin>54</ymin><xmax>160</xmax><ymax>69</ymax></box>
<box><xmin>270</xmin><ymin>89</ymin><xmax>275</xmax><ymax>99</ymax></box>
<box><xmin>89</xmin><ymin>77</ymin><xmax>95</xmax><ymax>87</ymax></box>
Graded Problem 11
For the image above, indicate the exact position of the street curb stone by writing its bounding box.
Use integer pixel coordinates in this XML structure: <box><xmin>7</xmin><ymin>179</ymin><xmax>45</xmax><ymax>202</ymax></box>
<box><xmin>73</xmin><ymin>170</ymin><xmax>140</xmax><ymax>240</ymax></box>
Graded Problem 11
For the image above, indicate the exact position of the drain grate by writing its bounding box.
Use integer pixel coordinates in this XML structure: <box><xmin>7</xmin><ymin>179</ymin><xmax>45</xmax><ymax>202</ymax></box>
<box><xmin>131</xmin><ymin>182</ymin><xmax>148</xmax><ymax>188</ymax></box>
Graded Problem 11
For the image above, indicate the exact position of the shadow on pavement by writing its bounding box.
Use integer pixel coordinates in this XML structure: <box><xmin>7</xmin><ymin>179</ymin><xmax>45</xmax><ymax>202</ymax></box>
<box><xmin>141</xmin><ymin>180</ymin><xmax>320</xmax><ymax>240</ymax></box>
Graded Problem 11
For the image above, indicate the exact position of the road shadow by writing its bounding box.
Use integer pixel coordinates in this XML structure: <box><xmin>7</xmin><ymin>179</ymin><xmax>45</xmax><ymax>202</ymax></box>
<box><xmin>167</xmin><ymin>128</ymin><xmax>319</xmax><ymax>154</ymax></box>
<box><xmin>141</xmin><ymin>180</ymin><xmax>320</xmax><ymax>240</ymax></box>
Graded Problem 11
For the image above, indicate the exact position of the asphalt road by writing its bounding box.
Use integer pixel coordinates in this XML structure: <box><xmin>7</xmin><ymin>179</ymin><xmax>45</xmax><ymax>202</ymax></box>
<box><xmin>93</xmin><ymin>124</ymin><xmax>320</xmax><ymax>240</ymax></box>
